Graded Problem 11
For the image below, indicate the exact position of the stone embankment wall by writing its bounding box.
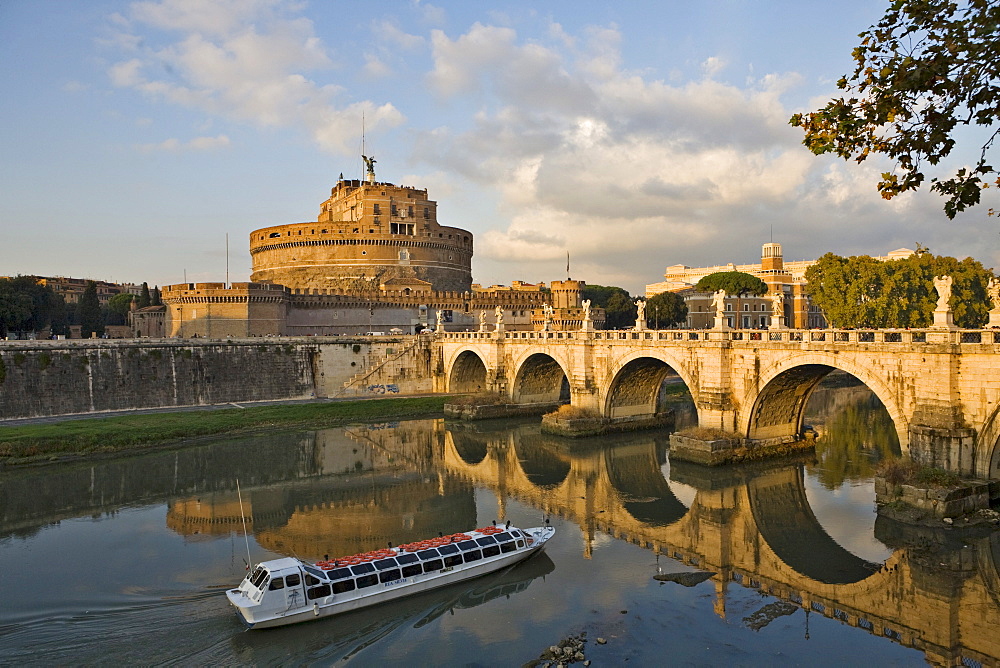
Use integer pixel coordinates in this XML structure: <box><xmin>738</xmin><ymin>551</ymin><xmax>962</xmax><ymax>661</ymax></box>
<box><xmin>0</xmin><ymin>336</ymin><xmax>434</xmax><ymax>420</ymax></box>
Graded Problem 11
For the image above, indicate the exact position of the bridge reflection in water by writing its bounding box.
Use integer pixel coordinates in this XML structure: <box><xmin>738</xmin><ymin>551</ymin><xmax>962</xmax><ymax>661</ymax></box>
<box><xmin>3</xmin><ymin>416</ymin><xmax>999</xmax><ymax>666</ymax></box>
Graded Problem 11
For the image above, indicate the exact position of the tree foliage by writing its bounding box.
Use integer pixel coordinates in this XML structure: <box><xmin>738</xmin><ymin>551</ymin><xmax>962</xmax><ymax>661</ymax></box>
<box><xmin>137</xmin><ymin>282</ymin><xmax>152</xmax><ymax>308</ymax></box>
<box><xmin>694</xmin><ymin>271</ymin><xmax>768</xmax><ymax>296</ymax></box>
<box><xmin>789</xmin><ymin>0</ymin><xmax>1000</xmax><ymax>218</ymax></box>
<box><xmin>804</xmin><ymin>250</ymin><xmax>994</xmax><ymax>327</ymax></box>
<box><xmin>582</xmin><ymin>284</ymin><xmax>636</xmax><ymax>329</ymax></box>
<box><xmin>106</xmin><ymin>293</ymin><xmax>135</xmax><ymax>326</ymax></box>
<box><xmin>646</xmin><ymin>291</ymin><xmax>689</xmax><ymax>328</ymax></box>
<box><xmin>0</xmin><ymin>276</ymin><xmax>66</xmax><ymax>337</ymax></box>
<box><xmin>0</xmin><ymin>280</ymin><xmax>33</xmax><ymax>337</ymax></box>
<box><xmin>78</xmin><ymin>281</ymin><xmax>104</xmax><ymax>338</ymax></box>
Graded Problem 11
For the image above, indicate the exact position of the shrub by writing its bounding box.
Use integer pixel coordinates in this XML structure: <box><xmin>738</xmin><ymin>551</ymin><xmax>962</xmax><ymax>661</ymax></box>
<box><xmin>545</xmin><ymin>404</ymin><xmax>600</xmax><ymax>419</ymax></box>
<box><xmin>37</xmin><ymin>352</ymin><xmax>51</xmax><ymax>371</ymax></box>
<box><xmin>876</xmin><ymin>458</ymin><xmax>961</xmax><ymax>488</ymax></box>
<box><xmin>675</xmin><ymin>426</ymin><xmax>741</xmax><ymax>441</ymax></box>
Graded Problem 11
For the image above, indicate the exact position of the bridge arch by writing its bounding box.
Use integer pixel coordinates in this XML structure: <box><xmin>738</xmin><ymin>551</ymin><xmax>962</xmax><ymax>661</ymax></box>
<box><xmin>511</xmin><ymin>351</ymin><xmax>571</xmax><ymax>404</ymax></box>
<box><xmin>602</xmin><ymin>350</ymin><xmax>697</xmax><ymax>421</ymax></box>
<box><xmin>742</xmin><ymin>353</ymin><xmax>908</xmax><ymax>451</ymax></box>
<box><xmin>447</xmin><ymin>349</ymin><xmax>490</xmax><ymax>394</ymax></box>
<box><xmin>973</xmin><ymin>404</ymin><xmax>1000</xmax><ymax>479</ymax></box>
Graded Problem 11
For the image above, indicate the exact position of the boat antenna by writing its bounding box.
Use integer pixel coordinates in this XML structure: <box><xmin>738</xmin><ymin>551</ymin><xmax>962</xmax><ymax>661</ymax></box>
<box><xmin>237</xmin><ymin>479</ymin><xmax>252</xmax><ymax>570</ymax></box>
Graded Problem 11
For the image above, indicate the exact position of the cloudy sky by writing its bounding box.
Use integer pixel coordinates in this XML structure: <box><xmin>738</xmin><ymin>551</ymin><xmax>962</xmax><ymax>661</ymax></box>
<box><xmin>2</xmin><ymin>0</ymin><xmax>997</xmax><ymax>294</ymax></box>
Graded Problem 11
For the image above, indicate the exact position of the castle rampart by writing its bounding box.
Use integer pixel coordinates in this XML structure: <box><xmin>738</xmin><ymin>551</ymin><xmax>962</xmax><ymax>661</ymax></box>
<box><xmin>249</xmin><ymin>179</ymin><xmax>473</xmax><ymax>292</ymax></box>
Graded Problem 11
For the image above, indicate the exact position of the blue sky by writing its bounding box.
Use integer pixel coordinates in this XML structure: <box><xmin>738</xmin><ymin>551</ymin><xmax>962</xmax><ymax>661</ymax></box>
<box><xmin>2</xmin><ymin>0</ymin><xmax>996</xmax><ymax>293</ymax></box>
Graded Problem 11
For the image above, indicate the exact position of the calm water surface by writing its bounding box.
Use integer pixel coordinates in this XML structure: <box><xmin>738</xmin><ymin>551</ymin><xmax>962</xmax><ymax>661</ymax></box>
<box><xmin>1</xmin><ymin>380</ymin><xmax>996</xmax><ymax>665</ymax></box>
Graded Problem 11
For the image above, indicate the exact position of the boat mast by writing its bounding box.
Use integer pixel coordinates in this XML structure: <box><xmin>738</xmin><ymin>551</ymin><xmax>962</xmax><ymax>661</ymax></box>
<box><xmin>237</xmin><ymin>479</ymin><xmax>252</xmax><ymax>569</ymax></box>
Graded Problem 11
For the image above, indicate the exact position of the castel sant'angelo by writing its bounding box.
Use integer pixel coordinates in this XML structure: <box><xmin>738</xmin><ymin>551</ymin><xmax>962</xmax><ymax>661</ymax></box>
<box><xmin>158</xmin><ymin>160</ymin><xmax>600</xmax><ymax>338</ymax></box>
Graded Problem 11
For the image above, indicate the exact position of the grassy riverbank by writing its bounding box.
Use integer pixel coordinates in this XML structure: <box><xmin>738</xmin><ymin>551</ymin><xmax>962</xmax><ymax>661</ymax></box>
<box><xmin>0</xmin><ymin>396</ymin><xmax>448</xmax><ymax>466</ymax></box>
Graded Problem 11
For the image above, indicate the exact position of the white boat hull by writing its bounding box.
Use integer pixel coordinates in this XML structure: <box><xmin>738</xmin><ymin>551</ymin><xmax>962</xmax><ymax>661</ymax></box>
<box><xmin>227</xmin><ymin>525</ymin><xmax>555</xmax><ymax>629</ymax></box>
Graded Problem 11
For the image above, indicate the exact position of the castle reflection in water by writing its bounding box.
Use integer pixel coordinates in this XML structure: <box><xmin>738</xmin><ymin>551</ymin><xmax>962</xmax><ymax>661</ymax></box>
<box><xmin>3</xmin><ymin>413</ymin><xmax>999</xmax><ymax>666</ymax></box>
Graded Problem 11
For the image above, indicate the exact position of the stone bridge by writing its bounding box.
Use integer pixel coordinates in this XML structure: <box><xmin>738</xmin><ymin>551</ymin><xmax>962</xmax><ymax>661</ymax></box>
<box><xmin>434</xmin><ymin>328</ymin><xmax>1000</xmax><ymax>477</ymax></box>
<box><xmin>442</xmin><ymin>424</ymin><xmax>1000</xmax><ymax>666</ymax></box>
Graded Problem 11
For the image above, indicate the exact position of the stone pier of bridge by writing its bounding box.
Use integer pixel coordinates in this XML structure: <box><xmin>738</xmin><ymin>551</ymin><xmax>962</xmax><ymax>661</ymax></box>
<box><xmin>434</xmin><ymin>328</ymin><xmax>1000</xmax><ymax>478</ymax></box>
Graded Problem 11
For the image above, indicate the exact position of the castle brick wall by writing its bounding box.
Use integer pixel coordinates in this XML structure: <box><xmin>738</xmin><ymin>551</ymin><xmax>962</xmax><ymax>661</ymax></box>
<box><xmin>0</xmin><ymin>337</ymin><xmax>435</xmax><ymax>420</ymax></box>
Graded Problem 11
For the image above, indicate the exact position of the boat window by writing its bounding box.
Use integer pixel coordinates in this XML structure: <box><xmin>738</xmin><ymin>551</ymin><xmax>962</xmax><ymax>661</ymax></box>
<box><xmin>500</xmin><ymin>542</ymin><xmax>516</xmax><ymax>554</ymax></box>
<box><xmin>304</xmin><ymin>566</ymin><xmax>326</xmax><ymax>580</ymax></box>
<box><xmin>379</xmin><ymin>569</ymin><xmax>402</xmax><ymax>583</ymax></box>
<box><xmin>516</xmin><ymin>540</ymin><xmax>524</xmax><ymax>549</ymax></box>
<box><xmin>268</xmin><ymin>577</ymin><xmax>285</xmax><ymax>590</ymax></box>
<box><xmin>422</xmin><ymin>559</ymin><xmax>443</xmax><ymax>573</ymax></box>
<box><xmin>463</xmin><ymin>550</ymin><xmax>482</xmax><ymax>563</ymax></box>
<box><xmin>417</xmin><ymin>549</ymin><xmax>441</xmax><ymax>560</ymax></box>
<box><xmin>307</xmin><ymin>584</ymin><xmax>331</xmax><ymax>600</ymax></box>
<box><xmin>482</xmin><ymin>545</ymin><xmax>501</xmax><ymax>558</ymax></box>
<box><xmin>443</xmin><ymin>555</ymin><xmax>462</xmax><ymax>568</ymax></box>
<box><xmin>401</xmin><ymin>563</ymin><xmax>422</xmax><ymax>577</ymax></box>
<box><xmin>495</xmin><ymin>533</ymin><xmax>513</xmax><ymax>543</ymax></box>
<box><xmin>475</xmin><ymin>536</ymin><xmax>498</xmax><ymax>546</ymax></box>
<box><xmin>437</xmin><ymin>544</ymin><xmax>460</xmax><ymax>555</ymax></box>
<box><xmin>510</xmin><ymin>530</ymin><xmax>522</xmax><ymax>538</ymax></box>
<box><xmin>332</xmin><ymin>579</ymin><xmax>356</xmax><ymax>594</ymax></box>
<box><xmin>328</xmin><ymin>568</ymin><xmax>352</xmax><ymax>581</ymax></box>
<box><xmin>251</xmin><ymin>568</ymin><xmax>269</xmax><ymax>588</ymax></box>
<box><xmin>286</xmin><ymin>573</ymin><xmax>301</xmax><ymax>587</ymax></box>
<box><xmin>356</xmin><ymin>574</ymin><xmax>378</xmax><ymax>589</ymax></box>
<box><xmin>350</xmin><ymin>563</ymin><xmax>375</xmax><ymax>575</ymax></box>
<box><xmin>396</xmin><ymin>553</ymin><xmax>419</xmax><ymax>565</ymax></box>
<box><xmin>305</xmin><ymin>573</ymin><xmax>323</xmax><ymax>587</ymax></box>
<box><xmin>457</xmin><ymin>540</ymin><xmax>478</xmax><ymax>551</ymax></box>
<box><xmin>374</xmin><ymin>558</ymin><xmax>398</xmax><ymax>570</ymax></box>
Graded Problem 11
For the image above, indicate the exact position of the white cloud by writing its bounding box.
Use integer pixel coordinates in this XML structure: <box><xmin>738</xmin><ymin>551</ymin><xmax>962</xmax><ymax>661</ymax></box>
<box><xmin>415</xmin><ymin>20</ymin><xmax>932</xmax><ymax>291</ymax></box>
<box><xmin>107</xmin><ymin>0</ymin><xmax>404</xmax><ymax>154</ymax></box>
<box><xmin>137</xmin><ymin>134</ymin><xmax>230</xmax><ymax>152</ymax></box>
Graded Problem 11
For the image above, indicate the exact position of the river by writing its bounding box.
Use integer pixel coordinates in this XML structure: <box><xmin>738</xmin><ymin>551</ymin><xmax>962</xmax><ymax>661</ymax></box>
<box><xmin>1</xmin><ymin>378</ymin><xmax>997</xmax><ymax>665</ymax></box>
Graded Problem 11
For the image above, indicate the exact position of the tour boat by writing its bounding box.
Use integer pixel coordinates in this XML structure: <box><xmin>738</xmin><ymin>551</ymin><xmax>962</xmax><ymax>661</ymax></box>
<box><xmin>226</xmin><ymin>523</ymin><xmax>556</xmax><ymax>629</ymax></box>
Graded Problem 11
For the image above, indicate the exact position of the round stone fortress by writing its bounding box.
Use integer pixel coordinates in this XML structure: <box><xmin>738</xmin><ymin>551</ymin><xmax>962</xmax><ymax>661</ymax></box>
<box><xmin>250</xmin><ymin>177</ymin><xmax>474</xmax><ymax>292</ymax></box>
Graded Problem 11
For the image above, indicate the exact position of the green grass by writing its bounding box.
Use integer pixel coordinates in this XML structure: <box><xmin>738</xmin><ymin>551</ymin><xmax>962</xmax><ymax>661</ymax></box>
<box><xmin>0</xmin><ymin>396</ymin><xmax>448</xmax><ymax>465</ymax></box>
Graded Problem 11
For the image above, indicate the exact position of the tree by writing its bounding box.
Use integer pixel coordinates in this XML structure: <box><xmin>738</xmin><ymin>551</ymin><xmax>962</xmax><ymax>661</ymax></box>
<box><xmin>0</xmin><ymin>279</ymin><xmax>33</xmax><ymax>337</ymax></box>
<box><xmin>137</xmin><ymin>282</ymin><xmax>152</xmax><ymax>308</ymax></box>
<box><xmin>789</xmin><ymin>0</ymin><xmax>1000</xmax><ymax>218</ymax></box>
<box><xmin>583</xmin><ymin>284</ymin><xmax>636</xmax><ymax>329</ymax></box>
<box><xmin>646</xmin><ymin>291</ymin><xmax>688</xmax><ymax>328</ymax></box>
<box><xmin>151</xmin><ymin>286</ymin><xmax>162</xmax><ymax>306</ymax></box>
<box><xmin>694</xmin><ymin>271</ymin><xmax>768</xmax><ymax>296</ymax></box>
<box><xmin>107</xmin><ymin>293</ymin><xmax>135</xmax><ymax>326</ymax></box>
<box><xmin>804</xmin><ymin>250</ymin><xmax>994</xmax><ymax>327</ymax></box>
<box><xmin>78</xmin><ymin>281</ymin><xmax>104</xmax><ymax>338</ymax></box>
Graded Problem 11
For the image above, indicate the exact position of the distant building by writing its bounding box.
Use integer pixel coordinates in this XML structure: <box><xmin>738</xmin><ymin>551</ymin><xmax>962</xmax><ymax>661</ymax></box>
<box><xmin>645</xmin><ymin>243</ymin><xmax>915</xmax><ymax>329</ymax></box>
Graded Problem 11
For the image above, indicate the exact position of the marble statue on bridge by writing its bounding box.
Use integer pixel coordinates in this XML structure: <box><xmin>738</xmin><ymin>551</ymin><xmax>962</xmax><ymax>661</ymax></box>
<box><xmin>934</xmin><ymin>275</ymin><xmax>953</xmax><ymax>311</ymax></box>
<box><xmin>932</xmin><ymin>274</ymin><xmax>956</xmax><ymax>329</ymax></box>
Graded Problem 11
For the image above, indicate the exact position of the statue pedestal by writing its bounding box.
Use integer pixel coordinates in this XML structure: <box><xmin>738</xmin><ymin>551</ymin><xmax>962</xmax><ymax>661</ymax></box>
<box><xmin>494</xmin><ymin>323</ymin><xmax>505</xmax><ymax>334</ymax></box>
<box><xmin>931</xmin><ymin>308</ymin><xmax>957</xmax><ymax>330</ymax></box>
<box><xmin>581</xmin><ymin>318</ymin><xmax>593</xmax><ymax>332</ymax></box>
<box><xmin>769</xmin><ymin>316</ymin><xmax>786</xmax><ymax>330</ymax></box>
<box><xmin>989</xmin><ymin>310</ymin><xmax>1000</xmax><ymax>328</ymax></box>
<box><xmin>713</xmin><ymin>315</ymin><xmax>730</xmax><ymax>330</ymax></box>
<box><xmin>478</xmin><ymin>324</ymin><xmax>488</xmax><ymax>333</ymax></box>
<box><xmin>635</xmin><ymin>318</ymin><xmax>647</xmax><ymax>331</ymax></box>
